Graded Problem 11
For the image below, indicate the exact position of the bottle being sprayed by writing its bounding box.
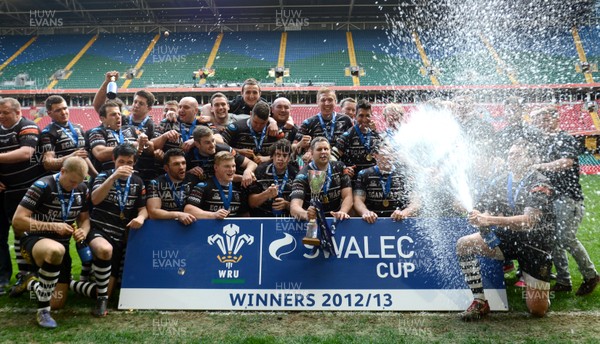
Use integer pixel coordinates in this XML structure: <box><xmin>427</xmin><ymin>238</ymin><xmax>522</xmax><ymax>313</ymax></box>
<box><xmin>107</xmin><ymin>75</ymin><xmax>118</xmax><ymax>100</ymax></box>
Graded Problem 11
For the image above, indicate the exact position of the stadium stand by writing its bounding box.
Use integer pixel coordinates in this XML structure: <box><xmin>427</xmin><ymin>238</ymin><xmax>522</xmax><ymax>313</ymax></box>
<box><xmin>418</xmin><ymin>29</ymin><xmax>511</xmax><ymax>86</ymax></box>
<box><xmin>352</xmin><ymin>30</ymin><xmax>428</xmax><ymax>86</ymax></box>
<box><xmin>0</xmin><ymin>28</ymin><xmax>597</xmax><ymax>89</ymax></box>
<box><xmin>57</xmin><ymin>33</ymin><xmax>155</xmax><ymax>89</ymax></box>
<box><xmin>0</xmin><ymin>34</ymin><xmax>93</xmax><ymax>90</ymax></box>
<box><xmin>128</xmin><ymin>32</ymin><xmax>214</xmax><ymax>88</ymax></box>
<box><xmin>486</xmin><ymin>27</ymin><xmax>584</xmax><ymax>85</ymax></box>
<box><xmin>0</xmin><ymin>35</ymin><xmax>33</xmax><ymax>67</ymax></box>
<box><xmin>209</xmin><ymin>31</ymin><xmax>281</xmax><ymax>85</ymax></box>
<box><xmin>285</xmin><ymin>31</ymin><xmax>351</xmax><ymax>86</ymax></box>
<box><xmin>577</xmin><ymin>25</ymin><xmax>600</xmax><ymax>79</ymax></box>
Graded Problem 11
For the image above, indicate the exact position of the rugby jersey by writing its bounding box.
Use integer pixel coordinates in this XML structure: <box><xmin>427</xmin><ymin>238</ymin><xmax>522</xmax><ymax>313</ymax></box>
<box><xmin>0</xmin><ymin>117</ymin><xmax>45</xmax><ymax>190</ymax></box>
<box><xmin>19</xmin><ymin>174</ymin><xmax>89</xmax><ymax>244</ymax></box>
<box><xmin>90</xmin><ymin>169</ymin><xmax>146</xmax><ymax>242</ymax></box>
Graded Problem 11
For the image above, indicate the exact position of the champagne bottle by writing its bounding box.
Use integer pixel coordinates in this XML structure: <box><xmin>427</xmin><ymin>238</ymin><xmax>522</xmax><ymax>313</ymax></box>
<box><xmin>107</xmin><ymin>76</ymin><xmax>118</xmax><ymax>100</ymax></box>
<box><xmin>76</xmin><ymin>240</ymin><xmax>93</xmax><ymax>264</ymax></box>
<box><xmin>72</xmin><ymin>223</ymin><xmax>93</xmax><ymax>263</ymax></box>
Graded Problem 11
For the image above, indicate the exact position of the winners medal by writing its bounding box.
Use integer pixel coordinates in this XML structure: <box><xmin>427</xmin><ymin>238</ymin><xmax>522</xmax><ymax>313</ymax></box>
<box><xmin>377</xmin><ymin>166</ymin><xmax>392</xmax><ymax>209</ymax></box>
<box><xmin>114</xmin><ymin>174</ymin><xmax>132</xmax><ymax>222</ymax></box>
<box><xmin>355</xmin><ymin>124</ymin><xmax>373</xmax><ymax>162</ymax></box>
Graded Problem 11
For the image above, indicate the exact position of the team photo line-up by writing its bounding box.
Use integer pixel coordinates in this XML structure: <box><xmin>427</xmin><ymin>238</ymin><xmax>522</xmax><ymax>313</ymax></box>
<box><xmin>0</xmin><ymin>72</ymin><xmax>597</xmax><ymax>328</ymax></box>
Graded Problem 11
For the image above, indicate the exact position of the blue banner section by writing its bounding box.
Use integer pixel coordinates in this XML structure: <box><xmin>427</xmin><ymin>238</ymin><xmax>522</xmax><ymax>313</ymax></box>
<box><xmin>122</xmin><ymin>217</ymin><xmax>505</xmax><ymax>291</ymax></box>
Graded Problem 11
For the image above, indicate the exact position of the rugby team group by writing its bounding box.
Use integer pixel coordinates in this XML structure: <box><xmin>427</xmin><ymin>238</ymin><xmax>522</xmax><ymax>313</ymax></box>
<box><xmin>0</xmin><ymin>71</ymin><xmax>597</xmax><ymax>328</ymax></box>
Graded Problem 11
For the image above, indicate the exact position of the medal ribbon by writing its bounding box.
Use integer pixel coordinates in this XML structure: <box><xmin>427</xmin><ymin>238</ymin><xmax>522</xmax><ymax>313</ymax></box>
<box><xmin>248</xmin><ymin>119</ymin><xmax>268</xmax><ymax>153</ymax></box>
<box><xmin>108</xmin><ymin>129</ymin><xmax>124</xmax><ymax>144</ymax></box>
<box><xmin>271</xmin><ymin>164</ymin><xmax>289</xmax><ymax>197</ymax></box>
<box><xmin>54</xmin><ymin>173</ymin><xmax>75</xmax><ymax>222</ymax></box>
<box><xmin>180</xmin><ymin>118</ymin><xmax>197</xmax><ymax>142</ymax></box>
<box><xmin>213</xmin><ymin>176</ymin><xmax>233</xmax><ymax>210</ymax></box>
<box><xmin>506</xmin><ymin>172</ymin><xmax>528</xmax><ymax>211</ymax></box>
<box><xmin>317</xmin><ymin>112</ymin><xmax>336</xmax><ymax>142</ymax></box>
<box><xmin>133</xmin><ymin>116</ymin><xmax>151</xmax><ymax>133</ymax></box>
<box><xmin>374</xmin><ymin>166</ymin><xmax>392</xmax><ymax>200</ymax></box>
<box><xmin>53</xmin><ymin>121</ymin><xmax>79</xmax><ymax>147</ymax></box>
<box><xmin>354</xmin><ymin>124</ymin><xmax>372</xmax><ymax>153</ymax></box>
<box><xmin>114</xmin><ymin>172</ymin><xmax>132</xmax><ymax>218</ymax></box>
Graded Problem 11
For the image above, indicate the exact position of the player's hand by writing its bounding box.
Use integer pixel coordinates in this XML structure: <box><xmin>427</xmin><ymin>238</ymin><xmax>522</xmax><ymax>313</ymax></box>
<box><xmin>113</xmin><ymin>165</ymin><xmax>134</xmax><ymax>179</ymax></box>
<box><xmin>127</xmin><ymin>216</ymin><xmax>145</xmax><ymax>229</ymax></box>
<box><xmin>237</xmin><ymin>149</ymin><xmax>255</xmax><ymax>159</ymax></box>
<box><xmin>137</xmin><ymin>132</ymin><xmax>148</xmax><ymax>144</ymax></box>
<box><xmin>272</xmin><ymin>197</ymin><xmax>288</xmax><ymax>211</ymax></box>
<box><xmin>0</xmin><ymin>181</ymin><xmax>6</xmax><ymax>193</ymax></box>
<box><xmin>176</xmin><ymin>212</ymin><xmax>196</xmax><ymax>226</ymax></box>
<box><xmin>307</xmin><ymin>206</ymin><xmax>317</xmax><ymax>221</ymax></box>
<box><xmin>72</xmin><ymin>227</ymin><xmax>86</xmax><ymax>242</ymax></box>
<box><xmin>267</xmin><ymin>120</ymin><xmax>279</xmax><ymax>137</ymax></box>
<box><xmin>163</xmin><ymin>130</ymin><xmax>180</xmax><ymax>142</ymax></box>
<box><xmin>70</xmin><ymin>149</ymin><xmax>88</xmax><ymax>159</ymax></box>
<box><xmin>56</xmin><ymin>223</ymin><xmax>74</xmax><ymax>236</ymax></box>
<box><xmin>331</xmin><ymin>211</ymin><xmax>350</xmax><ymax>221</ymax></box>
<box><xmin>361</xmin><ymin>211</ymin><xmax>378</xmax><ymax>224</ymax></box>
<box><xmin>241</xmin><ymin>170</ymin><xmax>254</xmax><ymax>188</ymax></box>
<box><xmin>187</xmin><ymin>166</ymin><xmax>205</xmax><ymax>179</ymax></box>
<box><xmin>105</xmin><ymin>71</ymin><xmax>119</xmax><ymax>82</ymax></box>
<box><xmin>154</xmin><ymin>149</ymin><xmax>164</xmax><ymax>162</ymax></box>
<box><xmin>137</xmin><ymin>133</ymin><xmax>149</xmax><ymax>153</ymax></box>
<box><xmin>266</xmin><ymin>184</ymin><xmax>278</xmax><ymax>199</ymax></box>
<box><xmin>391</xmin><ymin>208</ymin><xmax>408</xmax><ymax>221</ymax></box>
<box><xmin>343</xmin><ymin>165</ymin><xmax>356</xmax><ymax>178</ymax></box>
<box><xmin>165</xmin><ymin>111</ymin><xmax>178</xmax><ymax>123</ymax></box>
<box><xmin>468</xmin><ymin>210</ymin><xmax>490</xmax><ymax>227</ymax></box>
<box><xmin>299</xmin><ymin>135</ymin><xmax>311</xmax><ymax>149</ymax></box>
<box><xmin>181</xmin><ymin>139</ymin><xmax>194</xmax><ymax>153</ymax></box>
<box><xmin>467</xmin><ymin>210</ymin><xmax>481</xmax><ymax>223</ymax></box>
<box><xmin>214</xmin><ymin>209</ymin><xmax>230</xmax><ymax>220</ymax></box>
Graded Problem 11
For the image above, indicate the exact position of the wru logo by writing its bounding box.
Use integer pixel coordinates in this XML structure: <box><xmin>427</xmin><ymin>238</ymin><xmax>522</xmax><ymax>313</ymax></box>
<box><xmin>208</xmin><ymin>224</ymin><xmax>254</xmax><ymax>269</ymax></box>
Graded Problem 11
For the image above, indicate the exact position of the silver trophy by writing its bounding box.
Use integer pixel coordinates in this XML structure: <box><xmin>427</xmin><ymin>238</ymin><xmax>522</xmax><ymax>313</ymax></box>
<box><xmin>303</xmin><ymin>170</ymin><xmax>327</xmax><ymax>246</ymax></box>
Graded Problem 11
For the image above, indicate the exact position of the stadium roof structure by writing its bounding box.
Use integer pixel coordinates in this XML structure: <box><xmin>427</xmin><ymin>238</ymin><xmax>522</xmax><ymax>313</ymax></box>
<box><xmin>0</xmin><ymin>0</ymin><xmax>403</xmax><ymax>32</ymax></box>
<box><xmin>0</xmin><ymin>0</ymin><xmax>595</xmax><ymax>34</ymax></box>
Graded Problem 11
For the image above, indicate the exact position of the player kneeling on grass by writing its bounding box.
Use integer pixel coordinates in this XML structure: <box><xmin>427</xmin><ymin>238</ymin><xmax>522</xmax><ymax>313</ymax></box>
<box><xmin>84</xmin><ymin>144</ymin><xmax>147</xmax><ymax>317</ymax></box>
<box><xmin>456</xmin><ymin>141</ymin><xmax>554</xmax><ymax>321</ymax></box>
<box><xmin>12</xmin><ymin>157</ymin><xmax>90</xmax><ymax>329</ymax></box>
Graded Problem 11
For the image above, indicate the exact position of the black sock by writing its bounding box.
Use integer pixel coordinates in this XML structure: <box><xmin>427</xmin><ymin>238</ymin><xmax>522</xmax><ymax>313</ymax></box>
<box><xmin>13</xmin><ymin>237</ymin><xmax>34</xmax><ymax>275</ymax></box>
